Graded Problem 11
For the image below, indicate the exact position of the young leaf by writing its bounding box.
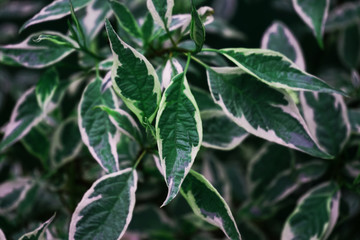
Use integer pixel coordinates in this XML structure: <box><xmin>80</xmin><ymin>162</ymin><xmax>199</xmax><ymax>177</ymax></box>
<box><xmin>207</xmin><ymin>67</ymin><xmax>331</xmax><ymax>158</ymax></box>
<box><xmin>161</xmin><ymin>58</ymin><xmax>183</xmax><ymax>90</ymax></box>
<box><xmin>110</xmin><ymin>0</ymin><xmax>142</xmax><ymax>38</ymax></box>
<box><xmin>0</xmin><ymin>178</ymin><xmax>34</xmax><ymax>214</ymax></box>
<box><xmin>326</xmin><ymin>2</ymin><xmax>360</xmax><ymax>32</ymax></box>
<box><xmin>348</xmin><ymin>109</ymin><xmax>360</xmax><ymax>134</ymax></box>
<box><xmin>20</xmin><ymin>0</ymin><xmax>92</xmax><ymax>32</ymax></box>
<box><xmin>78</xmin><ymin>77</ymin><xmax>120</xmax><ymax>173</ymax></box>
<box><xmin>146</xmin><ymin>0</ymin><xmax>174</xmax><ymax>30</ymax></box>
<box><xmin>156</xmin><ymin>73</ymin><xmax>202</xmax><ymax>206</ymax></box>
<box><xmin>181</xmin><ymin>170</ymin><xmax>241</xmax><ymax>240</ymax></box>
<box><xmin>105</xmin><ymin>20</ymin><xmax>161</xmax><ymax>125</ymax></box>
<box><xmin>69</xmin><ymin>168</ymin><xmax>138</xmax><ymax>240</ymax></box>
<box><xmin>35</xmin><ymin>68</ymin><xmax>59</xmax><ymax>111</ymax></box>
<box><xmin>97</xmin><ymin>105</ymin><xmax>143</xmax><ymax>144</ymax></box>
<box><xmin>18</xmin><ymin>214</ymin><xmax>56</xmax><ymax>240</ymax></box>
<box><xmin>261</xmin><ymin>21</ymin><xmax>305</xmax><ymax>70</ymax></box>
<box><xmin>217</xmin><ymin>48</ymin><xmax>341</xmax><ymax>94</ymax></box>
<box><xmin>300</xmin><ymin>92</ymin><xmax>350</xmax><ymax>156</ymax></box>
<box><xmin>281</xmin><ymin>182</ymin><xmax>340</xmax><ymax>240</ymax></box>
<box><xmin>292</xmin><ymin>0</ymin><xmax>330</xmax><ymax>48</ymax></box>
<box><xmin>0</xmin><ymin>32</ymin><xmax>78</xmax><ymax>69</ymax></box>
<box><xmin>142</xmin><ymin>12</ymin><xmax>154</xmax><ymax>43</ymax></box>
<box><xmin>338</xmin><ymin>23</ymin><xmax>360</xmax><ymax>70</ymax></box>
<box><xmin>51</xmin><ymin>118</ymin><xmax>82</xmax><ymax>168</ymax></box>
<box><xmin>190</xmin><ymin>3</ymin><xmax>206</xmax><ymax>53</ymax></box>
<box><xmin>201</xmin><ymin>110</ymin><xmax>248</xmax><ymax>150</ymax></box>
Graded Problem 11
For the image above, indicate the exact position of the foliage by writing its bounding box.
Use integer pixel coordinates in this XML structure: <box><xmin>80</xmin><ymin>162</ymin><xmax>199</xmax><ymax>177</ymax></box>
<box><xmin>0</xmin><ymin>0</ymin><xmax>360</xmax><ymax>239</ymax></box>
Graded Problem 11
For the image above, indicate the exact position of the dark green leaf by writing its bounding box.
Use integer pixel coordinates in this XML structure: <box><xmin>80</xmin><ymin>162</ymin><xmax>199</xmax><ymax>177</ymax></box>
<box><xmin>35</xmin><ymin>68</ymin><xmax>59</xmax><ymax>111</ymax></box>
<box><xmin>190</xmin><ymin>3</ymin><xmax>206</xmax><ymax>52</ymax></box>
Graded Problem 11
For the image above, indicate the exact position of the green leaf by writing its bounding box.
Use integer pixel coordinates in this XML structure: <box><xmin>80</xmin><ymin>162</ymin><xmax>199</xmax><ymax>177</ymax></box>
<box><xmin>142</xmin><ymin>12</ymin><xmax>154</xmax><ymax>43</ymax></box>
<box><xmin>51</xmin><ymin>118</ymin><xmax>82</xmax><ymax>168</ymax></box>
<box><xmin>181</xmin><ymin>170</ymin><xmax>241</xmax><ymax>240</ymax></box>
<box><xmin>146</xmin><ymin>0</ymin><xmax>174</xmax><ymax>30</ymax></box>
<box><xmin>207</xmin><ymin>67</ymin><xmax>331</xmax><ymax>158</ymax></box>
<box><xmin>326</xmin><ymin>2</ymin><xmax>360</xmax><ymax>32</ymax></box>
<box><xmin>0</xmin><ymin>32</ymin><xmax>77</xmax><ymax>69</ymax></box>
<box><xmin>97</xmin><ymin>105</ymin><xmax>143</xmax><ymax>144</ymax></box>
<box><xmin>292</xmin><ymin>0</ymin><xmax>330</xmax><ymax>48</ymax></box>
<box><xmin>69</xmin><ymin>168</ymin><xmax>137</xmax><ymax>240</ymax></box>
<box><xmin>281</xmin><ymin>182</ymin><xmax>340</xmax><ymax>240</ymax></box>
<box><xmin>217</xmin><ymin>48</ymin><xmax>341</xmax><ymax>94</ymax></box>
<box><xmin>20</xmin><ymin>0</ymin><xmax>92</xmax><ymax>32</ymax></box>
<box><xmin>110</xmin><ymin>0</ymin><xmax>142</xmax><ymax>39</ymax></box>
<box><xmin>338</xmin><ymin>23</ymin><xmax>360</xmax><ymax>70</ymax></box>
<box><xmin>105</xmin><ymin>19</ymin><xmax>161</xmax><ymax>125</ymax></box>
<box><xmin>22</xmin><ymin>127</ymin><xmax>49</xmax><ymax>167</ymax></box>
<box><xmin>190</xmin><ymin>3</ymin><xmax>206</xmax><ymax>53</ymax></box>
<box><xmin>161</xmin><ymin>58</ymin><xmax>183</xmax><ymax>90</ymax></box>
<box><xmin>19</xmin><ymin>214</ymin><xmax>56</xmax><ymax>240</ymax></box>
<box><xmin>300</xmin><ymin>92</ymin><xmax>350</xmax><ymax>156</ymax></box>
<box><xmin>0</xmin><ymin>178</ymin><xmax>34</xmax><ymax>214</ymax></box>
<box><xmin>201</xmin><ymin>110</ymin><xmax>248</xmax><ymax>150</ymax></box>
<box><xmin>261</xmin><ymin>21</ymin><xmax>305</xmax><ymax>70</ymax></box>
<box><xmin>156</xmin><ymin>73</ymin><xmax>202</xmax><ymax>206</ymax></box>
<box><xmin>99</xmin><ymin>57</ymin><xmax>113</xmax><ymax>71</ymax></box>
<box><xmin>348</xmin><ymin>109</ymin><xmax>360</xmax><ymax>134</ymax></box>
<box><xmin>78</xmin><ymin>77</ymin><xmax>120</xmax><ymax>173</ymax></box>
<box><xmin>35</xmin><ymin>68</ymin><xmax>59</xmax><ymax>111</ymax></box>
<box><xmin>191</xmin><ymin>86</ymin><xmax>221</xmax><ymax>112</ymax></box>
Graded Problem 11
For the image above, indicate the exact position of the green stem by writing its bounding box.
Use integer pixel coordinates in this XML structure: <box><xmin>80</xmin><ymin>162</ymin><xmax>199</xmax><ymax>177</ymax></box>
<box><xmin>133</xmin><ymin>149</ymin><xmax>147</xmax><ymax>169</ymax></box>
<box><xmin>75</xmin><ymin>46</ymin><xmax>103</xmax><ymax>61</ymax></box>
<box><xmin>165</xmin><ymin>26</ymin><xmax>177</xmax><ymax>48</ymax></box>
<box><xmin>190</xmin><ymin>55</ymin><xmax>210</xmax><ymax>69</ymax></box>
<box><xmin>184</xmin><ymin>53</ymin><xmax>192</xmax><ymax>74</ymax></box>
<box><xmin>202</xmin><ymin>48</ymin><xmax>220</xmax><ymax>53</ymax></box>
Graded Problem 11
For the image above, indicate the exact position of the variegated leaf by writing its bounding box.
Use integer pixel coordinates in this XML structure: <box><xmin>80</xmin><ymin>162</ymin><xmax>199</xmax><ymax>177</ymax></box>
<box><xmin>0</xmin><ymin>178</ymin><xmax>34</xmax><ymax>214</ymax></box>
<box><xmin>22</xmin><ymin>127</ymin><xmax>49</xmax><ymax>167</ymax></box>
<box><xmin>181</xmin><ymin>170</ymin><xmax>241</xmax><ymax>240</ymax></box>
<box><xmin>348</xmin><ymin>109</ymin><xmax>360</xmax><ymax>134</ymax></box>
<box><xmin>19</xmin><ymin>214</ymin><xmax>56</xmax><ymax>240</ymax></box>
<box><xmin>326</xmin><ymin>2</ymin><xmax>360</xmax><ymax>32</ymax></box>
<box><xmin>156</xmin><ymin>73</ymin><xmax>202</xmax><ymax>206</ymax></box>
<box><xmin>110</xmin><ymin>0</ymin><xmax>142</xmax><ymax>38</ymax></box>
<box><xmin>78</xmin><ymin>77</ymin><xmax>120</xmax><ymax>173</ymax></box>
<box><xmin>161</xmin><ymin>58</ymin><xmax>183</xmax><ymax>90</ymax></box>
<box><xmin>0</xmin><ymin>229</ymin><xmax>5</xmax><ymax>240</ymax></box>
<box><xmin>300</xmin><ymin>92</ymin><xmax>350</xmax><ymax>156</ymax></box>
<box><xmin>201</xmin><ymin>110</ymin><xmax>248</xmax><ymax>150</ymax></box>
<box><xmin>36</xmin><ymin>68</ymin><xmax>59</xmax><ymax>111</ymax></box>
<box><xmin>98</xmin><ymin>57</ymin><xmax>113</xmax><ymax>71</ymax></box>
<box><xmin>190</xmin><ymin>2</ymin><xmax>206</xmax><ymax>52</ymax></box>
<box><xmin>69</xmin><ymin>168</ymin><xmax>137</xmax><ymax>240</ymax></box>
<box><xmin>281</xmin><ymin>182</ymin><xmax>340</xmax><ymax>240</ymax></box>
<box><xmin>146</xmin><ymin>0</ymin><xmax>174</xmax><ymax>30</ymax></box>
<box><xmin>105</xmin><ymin>20</ymin><xmax>161</xmax><ymax>125</ymax></box>
<box><xmin>0</xmin><ymin>32</ymin><xmax>77</xmax><ymax>69</ymax></box>
<box><xmin>191</xmin><ymin>86</ymin><xmax>221</xmax><ymax>112</ymax></box>
<box><xmin>207</xmin><ymin>67</ymin><xmax>331</xmax><ymax>158</ymax></box>
<box><xmin>338</xmin><ymin>23</ymin><xmax>360</xmax><ymax>70</ymax></box>
<box><xmin>142</xmin><ymin>12</ymin><xmax>154</xmax><ymax>44</ymax></box>
<box><xmin>261</xmin><ymin>21</ymin><xmax>305</xmax><ymax>70</ymax></box>
<box><xmin>20</xmin><ymin>0</ymin><xmax>92</xmax><ymax>32</ymax></box>
<box><xmin>292</xmin><ymin>0</ymin><xmax>330</xmax><ymax>48</ymax></box>
<box><xmin>51</xmin><ymin>118</ymin><xmax>82</xmax><ymax>168</ymax></box>
<box><xmin>97</xmin><ymin>105</ymin><xmax>143</xmax><ymax>144</ymax></box>
<box><xmin>217</xmin><ymin>48</ymin><xmax>340</xmax><ymax>94</ymax></box>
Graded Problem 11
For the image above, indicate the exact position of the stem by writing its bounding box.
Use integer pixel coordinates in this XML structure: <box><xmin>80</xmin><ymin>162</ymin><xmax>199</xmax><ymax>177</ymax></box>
<box><xmin>202</xmin><ymin>48</ymin><xmax>220</xmax><ymax>53</ymax></box>
<box><xmin>184</xmin><ymin>53</ymin><xmax>192</xmax><ymax>75</ymax></box>
<box><xmin>190</xmin><ymin>55</ymin><xmax>210</xmax><ymax>69</ymax></box>
<box><xmin>75</xmin><ymin>47</ymin><xmax>103</xmax><ymax>61</ymax></box>
<box><xmin>165</xmin><ymin>26</ymin><xmax>177</xmax><ymax>48</ymax></box>
<box><xmin>133</xmin><ymin>149</ymin><xmax>147</xmax><ymax>169</ymax></box>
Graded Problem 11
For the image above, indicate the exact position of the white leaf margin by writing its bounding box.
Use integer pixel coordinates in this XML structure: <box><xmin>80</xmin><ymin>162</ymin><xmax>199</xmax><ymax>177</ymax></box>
<box><xmin>146</xmin><ymin>0</ymin><xmax>174</xmax><ymax>30</ymax></box>
<box><xmin>19</xmin><ymin>213</ymin><xmax>56</xmax><ymax>240</ymax></box>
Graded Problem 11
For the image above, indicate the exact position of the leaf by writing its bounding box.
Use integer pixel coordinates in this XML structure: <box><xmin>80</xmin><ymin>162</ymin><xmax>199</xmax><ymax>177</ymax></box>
<box><xmin>146</xmin><ymin>0</ymin><xmax>174</xmax><ymax>30</ymax></box>
<box><xmin>110</xmin><ymin>0</ymin><xmax>142</xmax><ymax>39</ymax></box>
<box><xmin>0</xmin><ymin>31</ymin><xmax>77</xmax><ymax>69</ymax></box>
<box><xmin>0</xmin><ymin>229</ymin><xmax>5</xmax><ymax>240</ymax></box>
<box><xmin>161</xmin><ymin>58</ymin><xmax>183</xmax><ymax>90</ymax></box>
<box><xmin>201</xmin><ymin>110</ymin><xmax>248</xmax><ymax>150</ymax></box>
<box><xmin>300</xmin><ymin>92</ymin><xmax>350</xmax><ymax>156</ymax></box>
<box><xmin>190</xmin><ymin>2</ymin><xmax>206</xmax><ymax>53</ymax></box>
<box><xmin>69</xmin><ymin>168</ymin><xmax>138</xmax><ymax>240</ymax></box>
<box><xmin>20</xmin><ymin>0</ymin><xmax>92</xmax><ymax>32</ymax></box>
<box><xmin>142</xmin><ymin>12</ymin><xmax>154</xmax><ymax>43</ymax></box>
<box><xmin>156</xmin><ymin>73</ymin><xmax>202</xmax><ymax>206</ymax></box>
<box><xmin>19</xmin><ymin>214</ymin><xmax>56</xmax><ymax>240</ymax></box>
<box><xmin>292</xmin><ymin>0</ymin><xmax>330</xmax><ymax>48</ymax></box>
<box><xmin>348</xmin><ymin>109</ymin><xmax>360</xmax><ymax>134</ymax></box>
<box><xmin>191</xmin><ymin>86</ymin><xmax>221</xmax><ymax>112</ymax></box>
<box><xmin>181</xmin><ymin>170</ymin><xmax>241</xmax><ymax>240</ymax></box>
<box><xmin>217</xmin><ymin>48</ymin><xmax>341</xmax><ymax>94</ymax></box>
<box><xmin>207</xmin><ymin>67</ymin><xmax>331</xmax><ymax>158</ymax></box>
<box><xmin>338</xmin><ymin>23</ymin><xmax>360</xmax><ymax>70</ymax></box>
<box><xmin>22</xmin><ymin>127</ymin><xmax>49</xmax><ymax>167</ymax></box>
<box><xmin>97</xmin><ymin>105</ymin><xmax>143</xmax><ymax>144</ymax></box>
<box><xmin>326</xmin><ymin>2</ymin><xmax>360</xmax><ymax>32</ymax></box>
<box><xmin>35</xmin><ymin>68</ymin><xmax>59</xmax><ymax>111</ymax></box>
<box><xmin>105</xmin><ymin>20</ymin><xmax>161</xmax><ymax>125</ymax></box>
<box><xmin>51</xmin><ymin>118</ymin><xmax>82</xmax><ymax>168</ymax></box>
<box><xmin>281</xmin><ymin>182</ymin><xmax>340</xmax><ymax>240</ymax></box>
<box><xmin>78</xmin><ymin>77</ymin><xmax>120</xmax><ymax>173</ymax></box>
<box><xmin>99</xmin><ymin>57</ymin><xmax>113</xmax><ymax>71</ymax></box>
<box><xmin>261</xmin><ymin>21</ymin><xmax>305</xmax><ymax>70</ymax></box>
<box><xmin>0</xmin><ymin>178</ymin><xmax>34</xmax><ymax>214</ymax></box>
